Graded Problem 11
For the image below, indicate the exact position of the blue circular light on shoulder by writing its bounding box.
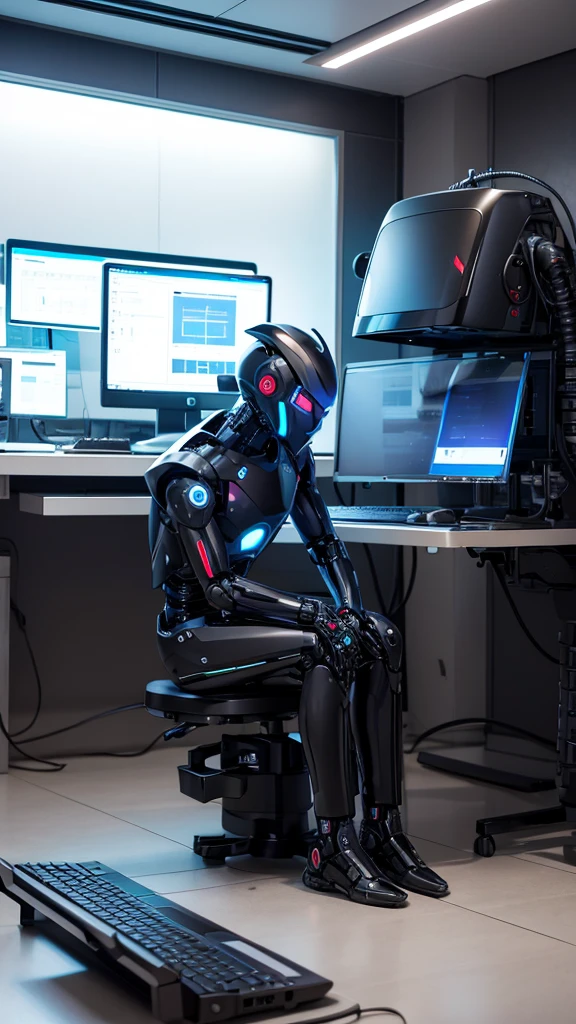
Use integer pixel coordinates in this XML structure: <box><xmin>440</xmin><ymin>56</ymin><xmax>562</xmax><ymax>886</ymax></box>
<box><xmin>188</xmin><ymin>484</ymin><xmax>210</xmax><ymax>508</ymax></box>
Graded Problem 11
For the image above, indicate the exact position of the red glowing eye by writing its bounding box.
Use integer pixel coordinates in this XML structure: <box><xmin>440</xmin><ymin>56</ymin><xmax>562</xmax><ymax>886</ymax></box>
<box><xmin>294</xmin><ymin>391</ymin><xmax>313</xmax><ymax>413</ymax></box>
<box><xmin>258</xmin><ymin>375</ymin><xmax>277</xmax><ymax>396</ymax></box>
<box><xmin>453</xmin><ymin>255</ymin><xmax>465</xmax><ymax>274</ymax></box>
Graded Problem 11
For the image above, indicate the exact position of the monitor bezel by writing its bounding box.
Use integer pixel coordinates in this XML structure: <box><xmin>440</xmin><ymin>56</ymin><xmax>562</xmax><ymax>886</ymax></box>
<box><xmin>334</xmin><ymin>351</ymin><xmax>530</xmax><ymax>484</ymax></box>
<box><xmin>6</xmin><ymin>238</ymin><xmax>258</xmax><ymax>332</ymax></box>
<box><xmin>100</xmin><ymin>261</ymin><xmax>272</xmax><ymax>411</ymax></box>
<box><xmin>1</xmin><ymin>347</ymin><xmax>68</xmax><ymax>419</ymax></box>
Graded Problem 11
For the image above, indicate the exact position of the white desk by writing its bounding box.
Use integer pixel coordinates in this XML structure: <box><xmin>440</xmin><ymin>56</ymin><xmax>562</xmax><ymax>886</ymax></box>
<box><xmin>15</xmin><ymin>493</ymin><xmax>576</xmax><ymax>549</ymax></box>
<box><xmin>0</xmin><ymin>450</ymin><xmax>335</xmax><ymax>479</ymax></box>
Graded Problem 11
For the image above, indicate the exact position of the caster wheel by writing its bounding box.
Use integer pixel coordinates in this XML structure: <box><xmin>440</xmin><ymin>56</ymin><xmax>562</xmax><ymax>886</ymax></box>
<box><xmin>474</xmin><ymin>835</ymin><xmax>496</xmax><ymax>858</ymax></box>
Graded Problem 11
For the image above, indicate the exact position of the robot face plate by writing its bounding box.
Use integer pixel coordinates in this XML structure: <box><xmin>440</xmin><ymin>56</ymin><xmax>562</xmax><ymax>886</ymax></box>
<box><xmin>238</xmin><ymin>324</ymin><xmax>337</xmax><ymax>455</ymax></box>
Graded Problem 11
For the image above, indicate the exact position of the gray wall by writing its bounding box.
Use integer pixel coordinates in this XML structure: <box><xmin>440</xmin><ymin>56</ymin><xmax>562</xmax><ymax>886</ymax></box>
<box><xmin>492</xmin><ymin>48</ymin><xmax>576</xmax><ymax>224</ymax></box>
<box><xmin>0</xmin><ymin>17</ymin><xmax>402</xmax><ymax>755</ymax></box>
<box><xmin>404</xmin><ymin>76</ymin><xmax>489</xmax><ymax>198</ymax></box>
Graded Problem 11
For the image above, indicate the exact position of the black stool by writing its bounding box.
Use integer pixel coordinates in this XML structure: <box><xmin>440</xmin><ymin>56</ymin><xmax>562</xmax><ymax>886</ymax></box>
<box><xmin>145</xmin><ymin>680</ymin><xmax>315</xmax><ymax>860</ymax></box>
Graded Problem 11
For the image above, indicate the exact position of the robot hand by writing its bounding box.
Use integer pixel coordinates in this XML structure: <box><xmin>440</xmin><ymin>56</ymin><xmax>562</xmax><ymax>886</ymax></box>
<box><xmin>311</xmin><ymin>603</ymin><xmax>362</xmax><ymax>688</ymax></box>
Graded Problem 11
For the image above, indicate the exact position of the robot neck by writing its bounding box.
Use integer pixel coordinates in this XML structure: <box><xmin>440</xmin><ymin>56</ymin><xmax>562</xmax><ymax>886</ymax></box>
<box><xmin>220</xmin><ymin>400</ymin><xmax>275</xmax><ymax>458</ymax></box>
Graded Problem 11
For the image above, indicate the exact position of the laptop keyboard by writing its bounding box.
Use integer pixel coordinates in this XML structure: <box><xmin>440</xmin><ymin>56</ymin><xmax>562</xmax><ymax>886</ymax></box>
<box><xmin>328</xmin><ymin>505</ymin><xmax>438</xmax><ymax>523</ymax></box>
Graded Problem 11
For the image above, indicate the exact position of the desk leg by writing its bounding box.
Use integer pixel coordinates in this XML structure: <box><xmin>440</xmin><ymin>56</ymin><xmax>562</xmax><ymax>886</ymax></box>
<box><xmin>0</xmin><ymin>556</ymin><xmax>9</xmax><ymax>773</ymax></box>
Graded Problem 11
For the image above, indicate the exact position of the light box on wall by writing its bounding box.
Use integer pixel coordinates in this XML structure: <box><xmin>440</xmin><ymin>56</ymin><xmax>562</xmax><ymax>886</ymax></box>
<box><xmin>0</xmin><ymin>81</ymin><xmax>339</xmax><ymax>451</ymax></box>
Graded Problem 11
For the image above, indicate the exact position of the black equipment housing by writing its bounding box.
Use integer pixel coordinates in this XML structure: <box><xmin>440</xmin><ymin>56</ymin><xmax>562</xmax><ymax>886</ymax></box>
<box><xmin>354</xmin><ymin>187</ymin><xmax>561</xmax><ymax>347</ymax></box>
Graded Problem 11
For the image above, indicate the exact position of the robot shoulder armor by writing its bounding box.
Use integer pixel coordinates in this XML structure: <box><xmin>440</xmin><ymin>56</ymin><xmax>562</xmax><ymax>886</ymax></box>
<box><xmin>165</xmin><ymin>474</ymin><xmax>217</xmax><ymax>530</ymax></box>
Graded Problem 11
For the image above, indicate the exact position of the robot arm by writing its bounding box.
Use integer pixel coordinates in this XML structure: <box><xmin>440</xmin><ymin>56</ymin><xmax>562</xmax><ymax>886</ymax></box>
<box><xmin>290</xmin><ymin>448</ymin><xmax>363</xmax><ymax>614</ymax></box>
<box><xmin>162</xmin><ymin>475</ymin><xmax>328</xmax><ymax>629</ymax></box>
<box><xmin>291</xmin><ymin>451</ymin><xmax>403</xmax><ymax>671</ymax></box>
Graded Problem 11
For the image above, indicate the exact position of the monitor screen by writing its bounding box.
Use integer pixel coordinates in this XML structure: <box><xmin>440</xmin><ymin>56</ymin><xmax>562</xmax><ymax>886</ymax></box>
<box><xmin>335</xmin><ymin>352</ymin><xmax>529</xmax><ymax>483</ymax></box>
<box><xmin>102</xmin><ymin>264</ymin><xmax>271</xmax><ymax>405</ymax></box>
<box><xmin>0</xmin><ymin>348</ymin><xmax>67</xmax><ymax>418</ymax></box>
<box><xmin>6</xmin><ymin>240</ymin><xmax>257</xmax><ymax>332</ymax></box>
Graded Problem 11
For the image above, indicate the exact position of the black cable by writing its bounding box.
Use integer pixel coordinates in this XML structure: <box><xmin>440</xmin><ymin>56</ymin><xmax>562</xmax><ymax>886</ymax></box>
<box><xmin>16</xmin><ymin>702</ymin><xmax>146</xmax><ymax>745</ymax></box>
<box><xmin>291</xmin><ymin>1004</ymin><xmax>407</xmax><ymax>1024</ymax></box>
<box><xmin>29</xmin><ymin>418</ymin><xmax>49</xmax><ymax>443</ymax></box>
<box><xmin>390</xmin><ymin>548</ymin><xmax>417</xmax><ymax>617</ymax></box>
<box><xmin>0</xmin><ymin>714</ymin><xmax>66</xmax><ymax>771</ymax></box>
<box><xmin>77</xmin><ymin>732</ymin><xmax>166</xmax><ymax>759</ymax></box>
<box><xmin>363</xmin><ymin>542</ymin><xmax>390</xmax><ymax>617</ymax></box>
<box><xmin>492</xmin><ymin>564</ymin><xmax>560</xmax><ymax>665</ymax></box>
<box><xmin>332</xmin><ymin>481</ymin><xmax>347</xmax><ymax>506</ymax></box>
<box><xmin>450</xmin><ymin>169</ymin><xmax>576</xmax><ymax>246</ymax></box>
<box><xmin>9</xmin><ymin>600</ymin><xmax>43</xmax><ymax>737</ymax></box>
<box><xmin>407</xmin><ymin>716</ymin><xmax>555</xmax><ymax>755</ymax></box>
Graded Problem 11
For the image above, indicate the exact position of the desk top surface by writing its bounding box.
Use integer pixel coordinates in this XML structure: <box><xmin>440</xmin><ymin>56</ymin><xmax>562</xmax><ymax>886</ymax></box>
<box><xmin>0</xmin><ymin>450</ymin><xmax>335</xmax><ymax>478</ymax></box>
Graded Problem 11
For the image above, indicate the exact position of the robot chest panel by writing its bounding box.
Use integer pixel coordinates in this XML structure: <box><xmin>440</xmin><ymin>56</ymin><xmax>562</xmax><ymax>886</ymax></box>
<box><xmin>213</xmin><ymin>449</ymin><xmax>297</xmax><ymax>551</ymax></box>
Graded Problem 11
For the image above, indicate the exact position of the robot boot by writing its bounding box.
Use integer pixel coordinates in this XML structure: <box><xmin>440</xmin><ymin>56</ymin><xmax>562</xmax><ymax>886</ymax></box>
<box><xmin>302</xmin><ymin>818</ymin><xmax>408</xmax><ymax>908</ymax></box>
<box><xmin>359</xmin><ymin>808</ymin><xmax>449</xmax><ymax>898</ymax></box>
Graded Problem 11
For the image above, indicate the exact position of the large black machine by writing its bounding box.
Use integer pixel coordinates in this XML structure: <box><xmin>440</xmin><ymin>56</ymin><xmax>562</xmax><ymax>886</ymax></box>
<box><xmin>354</xmin><ymin>169</ymin><xmax>576</xmax><ymax>524</ymax></box>
<box><xmin>146</xmin><ymin>323</ymin><xmax>448</xmax><ymax>907</ymax></box>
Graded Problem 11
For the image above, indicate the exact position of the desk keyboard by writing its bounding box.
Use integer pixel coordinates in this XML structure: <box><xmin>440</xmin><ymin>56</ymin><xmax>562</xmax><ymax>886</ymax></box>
<box><xmin>328</xmin><ymin>505</ymin><xmax>439</xmax><ymax>524</ymax></box>
<box><xmin>0</xmin><ymin>859</ymin><xmax>331</xmax><ymax>1022</ymax></box>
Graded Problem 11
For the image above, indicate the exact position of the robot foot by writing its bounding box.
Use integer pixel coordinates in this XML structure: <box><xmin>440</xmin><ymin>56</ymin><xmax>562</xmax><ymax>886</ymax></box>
<box><xmin>302</xmin><ymin>818</ymin><xmax>408</xmax><ymax>908</ymax></box>
<box><xmin>360</xmin><ymin>809</ymin><xmax>450</xmax><ymax>898</ymax></box>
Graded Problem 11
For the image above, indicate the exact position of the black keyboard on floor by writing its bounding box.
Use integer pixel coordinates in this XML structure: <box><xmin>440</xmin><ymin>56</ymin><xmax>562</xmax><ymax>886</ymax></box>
<box><xmin>0</xmin><ymin>859</ymin><xmax>332</xmax><ymax>1023</ymax></box>
<box><xmin>328</xmin><ymin>505</ymin><xmax>439</xmax><ymax>524</ymax></box>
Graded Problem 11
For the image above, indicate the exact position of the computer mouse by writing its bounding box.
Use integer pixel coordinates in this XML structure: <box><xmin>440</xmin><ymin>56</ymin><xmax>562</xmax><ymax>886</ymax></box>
<box><xmin>406</xmin><ymin>508</ymin><xmax>457</xmax><ymax>525</ymax></box>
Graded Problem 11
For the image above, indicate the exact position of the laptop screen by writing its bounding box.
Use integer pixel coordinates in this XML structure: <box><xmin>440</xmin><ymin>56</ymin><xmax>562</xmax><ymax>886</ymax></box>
<box><xmin>335</xmin><ymin>352</ymin><xmax>529</xmax><ymax>483</ymax></box>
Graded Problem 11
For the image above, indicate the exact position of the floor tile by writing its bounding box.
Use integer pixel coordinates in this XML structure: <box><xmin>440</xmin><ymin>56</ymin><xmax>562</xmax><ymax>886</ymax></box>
<box><xmin>0</xmin><ymin>774</ymin><xmax>198</xmax><ymax>876</ymax></box>
<box><xmin>166</xmin><ymin>872</ymin><xmax>576</xmax><ymax>1017</ymax></box>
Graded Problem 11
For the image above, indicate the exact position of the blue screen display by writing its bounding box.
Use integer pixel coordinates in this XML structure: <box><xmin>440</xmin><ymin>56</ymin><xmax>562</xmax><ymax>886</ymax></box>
<box><xmin>336</xmin><ymin>353</ymin><xmax>529</xmax><ymax>483</ymax></box>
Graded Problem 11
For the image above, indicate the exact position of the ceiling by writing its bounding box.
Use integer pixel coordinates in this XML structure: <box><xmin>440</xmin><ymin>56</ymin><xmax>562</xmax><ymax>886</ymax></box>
<box><xmin>1</xmin><ymin>0</ymin><xmax>576</xmax><ymax>96</ymax></box>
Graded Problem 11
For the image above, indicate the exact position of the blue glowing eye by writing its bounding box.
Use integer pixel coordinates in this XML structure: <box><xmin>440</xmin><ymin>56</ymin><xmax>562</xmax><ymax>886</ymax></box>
<box><xmin>188</xmin><ymin>484</ymin><xmax>209</xmax><ymax>508</ymax></box>
<box><xmin>238</xmin><ymin>466</ymin><xmax>248</xmax><ymax>480</ymax></box>
<box><xmin>240</xmin><ymin>526</ymin><xmax>267</xmax><ymax>552</ymax></box>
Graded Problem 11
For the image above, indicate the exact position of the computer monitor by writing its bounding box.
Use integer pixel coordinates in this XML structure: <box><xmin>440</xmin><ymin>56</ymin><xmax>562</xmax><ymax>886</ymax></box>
<box><xmin>101</xmin><ymin>263</ymin><xmax>271</xmax><ymax>431</ymax></box>
<box><xmin>335</xmin><ymin>352</ymin><xmax>530</xmax><ymax>483</ymax></box>
<box><xmin>6</xmin><ymin>239</ymin><xmax>257</xmax><ymax>332</ymax></box>
<box><xmin>0</xmin><ymin>349</ymin><xmax>67</xmax><ymax>419</ymax></box>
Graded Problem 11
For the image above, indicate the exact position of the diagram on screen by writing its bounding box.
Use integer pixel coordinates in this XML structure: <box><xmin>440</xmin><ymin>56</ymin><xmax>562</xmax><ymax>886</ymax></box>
<box><xmin>172</xmin><ymin>293</ymin><xmax>237</xmax><ymax>347</ymax></box>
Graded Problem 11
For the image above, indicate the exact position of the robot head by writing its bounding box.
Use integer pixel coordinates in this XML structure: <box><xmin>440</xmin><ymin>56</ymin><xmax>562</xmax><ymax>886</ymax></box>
<box><xmin>237</xmin><ymin>323</ymin><xmax>338</xmax><ymax>455</ymax></box>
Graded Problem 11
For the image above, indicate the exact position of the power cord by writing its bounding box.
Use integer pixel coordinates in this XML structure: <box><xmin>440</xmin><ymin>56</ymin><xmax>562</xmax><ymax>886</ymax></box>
<box><xmin>407</xmin><ymin>716</ymin><xmax>555</xmax><ymax>756</ymax></box>
<box><xmin>492</xmin><ymin>564</ymin><xmax>560</xmax><ymax>665</ymax></box>
<box><xmin>390</xmin><ymin>549</ymin><xmax>418</xmax><ymax>617</ymax></box>
<box><xmin>293</xmin><ymin>1004</ymin><xmax>407</xmax><ymax>1024</ymax></box>
<box><xmin>449</xmin><ymin>168</ymin><xmax>576</xmax><ymax>246</ymax></box>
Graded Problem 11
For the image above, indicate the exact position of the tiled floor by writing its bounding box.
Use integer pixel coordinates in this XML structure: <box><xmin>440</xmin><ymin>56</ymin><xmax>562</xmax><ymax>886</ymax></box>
<box><xmin>2</xmin><ymin>747</ymin><xmax>576</xmax><ymax>1023</ymax></box>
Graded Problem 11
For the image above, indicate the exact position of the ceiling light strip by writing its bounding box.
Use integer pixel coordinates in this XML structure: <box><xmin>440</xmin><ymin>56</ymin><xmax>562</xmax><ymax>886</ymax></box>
<box><xmin>317</xmin><ymin>0</ymin><xmax>496</xmax><ymax>69</ymax></box>
<box><xmin>36</xmin><ymin>0</ymin><xmax>330</xmax><ymax>55</ymax></box>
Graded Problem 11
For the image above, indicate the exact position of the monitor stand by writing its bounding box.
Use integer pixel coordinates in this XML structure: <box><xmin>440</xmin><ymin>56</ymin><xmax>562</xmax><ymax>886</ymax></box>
<box><xmin>131</xmin><ymin>409</ymin><xmax>203</xmax><ymax>456</ymax></box>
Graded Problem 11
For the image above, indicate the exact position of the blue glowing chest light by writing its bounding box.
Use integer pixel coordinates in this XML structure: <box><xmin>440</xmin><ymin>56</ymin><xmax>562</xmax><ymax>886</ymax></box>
<box><xmin>240</xmin><ymin>526</ymin><xmax>268</xmax><ymax>552</ymax></box>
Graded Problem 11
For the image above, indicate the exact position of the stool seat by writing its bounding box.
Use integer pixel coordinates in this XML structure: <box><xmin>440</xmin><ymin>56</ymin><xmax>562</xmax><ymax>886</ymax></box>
<box><xmin>145</xmin><ymin>679</ymin><xmax>301</xmax><ymax>725</ymax></box>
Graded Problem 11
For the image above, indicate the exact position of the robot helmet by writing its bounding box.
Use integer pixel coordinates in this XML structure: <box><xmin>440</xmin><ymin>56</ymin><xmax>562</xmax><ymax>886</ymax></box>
<box><xmin>237</xmin><ymin>323</ymin><xmax>338</xmax><ymax>454</ymax></box>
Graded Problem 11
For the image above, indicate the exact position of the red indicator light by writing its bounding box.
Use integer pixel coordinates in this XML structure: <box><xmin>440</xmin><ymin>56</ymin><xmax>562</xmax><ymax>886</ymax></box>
<box><xmin>196</xmin><ymin>539</ymin><xmax>214</xmax><ymax>578</ymax></box>
<box><xmin>294</xmin><ymin>390</ymin><xmax>313</xmax><ymax>413</ymax></box>
<box><xmin>328</xmin><ymin>622</ymin><xmax>337</xmax><ymax>631</ymax></box>
<box><xmin>453</xmin><ymin>255</ymin><xmax>465</xmax><ymax>274</ymax></box>
<box><xmin>511</xmin><ymin>308</ymin><xmax>519</xmax><ymax>318</ymax></box>
<box><xmin>258</xmin><ymin>374</ymin><xmax>277</xmax><ymax>396</ymax></box>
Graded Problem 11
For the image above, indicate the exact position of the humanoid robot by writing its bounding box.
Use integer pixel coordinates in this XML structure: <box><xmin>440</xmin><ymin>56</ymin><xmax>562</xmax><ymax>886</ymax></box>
<box><xmin>146</xmin><ymin>323</ymin><xmax>449</xmax><ymax>907</ymax></box>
